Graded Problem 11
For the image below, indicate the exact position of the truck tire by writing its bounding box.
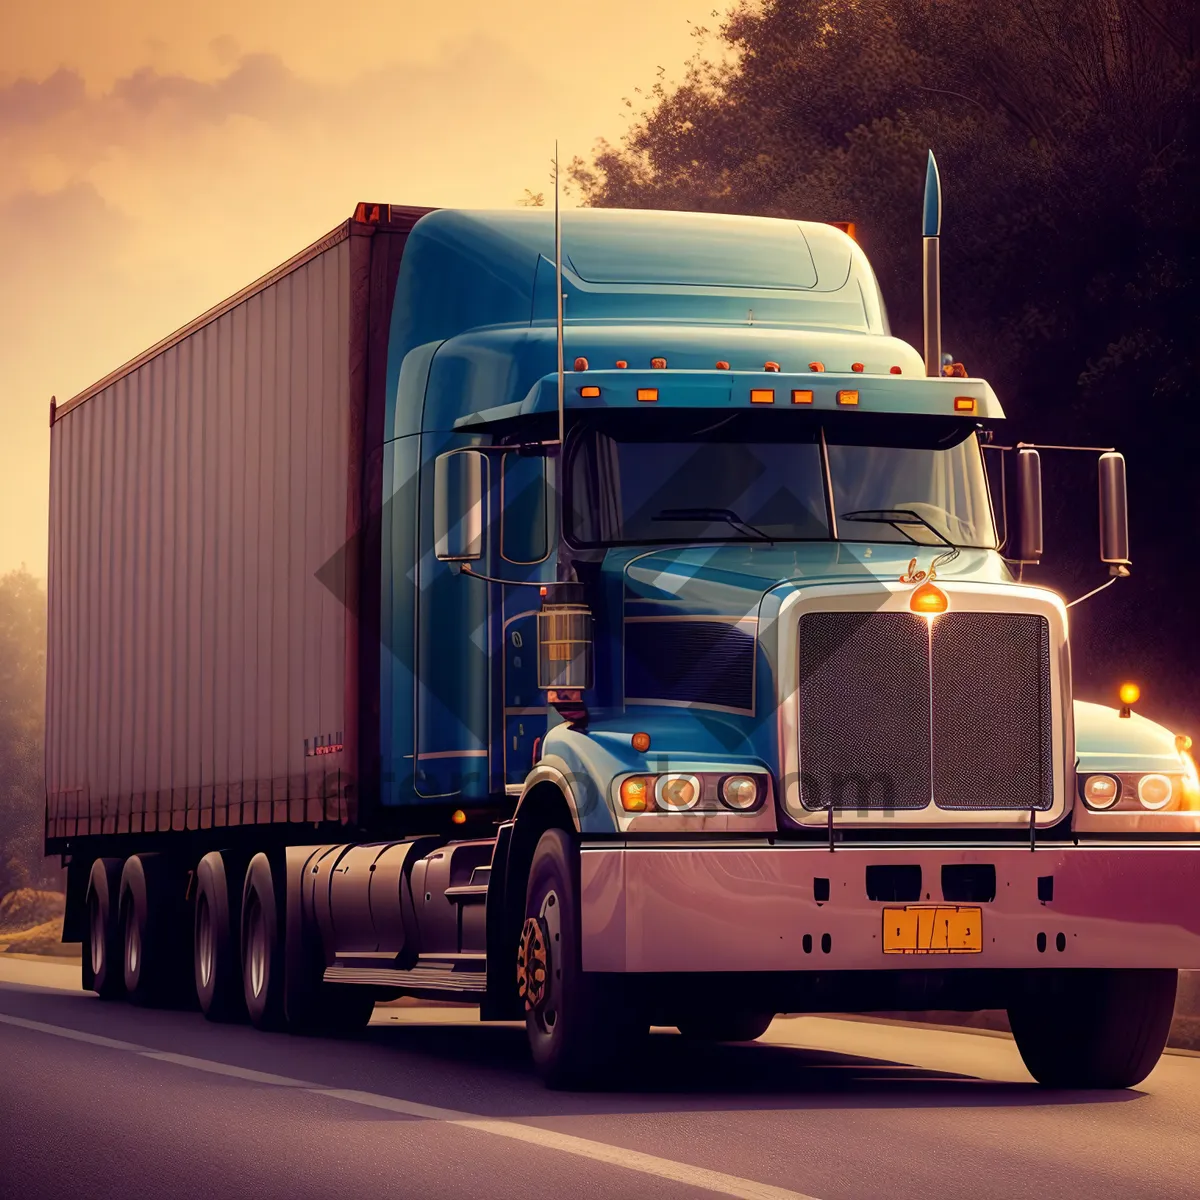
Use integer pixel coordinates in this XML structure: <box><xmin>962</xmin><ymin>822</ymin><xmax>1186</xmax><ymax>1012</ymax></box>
<box><xmin>1007</xmin><ymin>968</ymin><xmax>1177</xmax><ymax>1088</ymax></box>
<box><xmin>241</xmin><ymin>853</ymin><xmax>285</xmax><ymax>1030</ymax></box>
<box><xmin>119</xmin><ymin>854</ymin><xmax>189</xmax><ymax>1006</ymax></box>
<box><xmin>83</xmin><ymin>858</ymin><xmax>124</xmax><ymax>999</ymax></box>
<box><xmin>521</xmin><ymin>828</ymin><xmax>647</xmax><ymax>1089</ymax></box>
<box><xmin>677</xmin><ymin>1011</ymin><xmax>775</xmax><ymax>1042</ymax></box>
<box><xmin>194</xmin><ymin>852</ymin><xmax>245</xmax><ymax>1022</ymax></box>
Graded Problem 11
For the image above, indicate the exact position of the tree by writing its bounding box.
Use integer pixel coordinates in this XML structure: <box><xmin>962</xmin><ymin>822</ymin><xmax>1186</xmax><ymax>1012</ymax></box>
<box><xmin>0</xmin><ymin>567</ymin><xmax>51</xmax><ymax>896</ymax></box>
<box><xmin>574</xmin><ymin>0</ymin><xmax>1200</xmax><ymax>733</ymax></box>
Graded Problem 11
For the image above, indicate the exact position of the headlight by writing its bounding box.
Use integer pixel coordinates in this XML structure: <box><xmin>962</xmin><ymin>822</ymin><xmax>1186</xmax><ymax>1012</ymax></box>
<box><xmin>1137</xmin><ymin>773</ymin><xmax>1174</xmax><ymax>810</ymax></box>
<box><xmin>655</xmin><ymin>774</ymin><xmax>700</xmax><ymax>811</ymax></box>
<box><xmin>615</xmin><ymin>770</ymin><xmax>770</xmax><ymax>815</ymax></box>
<box><xmin>1082</xmin><ymin>774</ymin><xmax>1120</xmax><ymax>810</ymax></box>
<box><xmin>721</xmin><ymin>775</ymin><xmax>760</xmax><ymax>810</ymax></box>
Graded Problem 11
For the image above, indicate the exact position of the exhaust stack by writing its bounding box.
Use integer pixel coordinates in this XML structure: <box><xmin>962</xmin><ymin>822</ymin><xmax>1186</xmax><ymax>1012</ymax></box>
<box><xmin>922</xmin><ymin>150</ymin><xmax>942</xmax><ymax>378</ymax></box>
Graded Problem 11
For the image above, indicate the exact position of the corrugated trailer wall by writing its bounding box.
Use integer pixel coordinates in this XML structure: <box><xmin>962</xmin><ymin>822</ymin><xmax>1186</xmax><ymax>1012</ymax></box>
<box><xmin>46</xmin><ymin>224</ymin><xmax>372</xmax><ymax>842</ymax></box>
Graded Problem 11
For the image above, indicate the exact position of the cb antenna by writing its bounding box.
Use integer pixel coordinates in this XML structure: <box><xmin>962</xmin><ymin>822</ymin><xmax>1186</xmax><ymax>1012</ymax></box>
<box><xmin>555</xmin><ymin>141</ymin><xmax>565</xmax><ymax>448</ymax></box>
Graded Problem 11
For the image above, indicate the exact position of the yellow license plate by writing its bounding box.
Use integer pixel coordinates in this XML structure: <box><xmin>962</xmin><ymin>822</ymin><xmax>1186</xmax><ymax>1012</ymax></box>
<box><xmin>882</xmin><ymin>905</ymin><xmax>983</xmax><ymax>954</ymax></box>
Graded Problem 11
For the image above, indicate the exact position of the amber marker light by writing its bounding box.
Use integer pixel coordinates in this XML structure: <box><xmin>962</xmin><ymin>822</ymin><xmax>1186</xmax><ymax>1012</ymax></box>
<box><xmin>890</xmin><ymin>365</ymin><xmax>902</xmax><ymax>374</ymax></box>
<box><xmin>792</xmin><ymin>389</ymin><xmax>814</xmax><ymax>404</ymax></box>
<box><xmin>615</xmin><ymin>360</ymin><xmax>628</xmax><ymax>368</ymax></box>
<box><xmin>651</xmin><ymin>357</ymin><xmax>667</xmax><ymax>369</ymax></box>
<box><xmin>764</xmin><ymin>361</ymin><xmax>781</xmax><ymax>372</ymax></box>
<box><xmin>954</xmin><ymin>396</ymin><xmax>977</xmax><ymax>413</ymax></box>
<box><xmin>579</xmin><ymin>386</ymin><xmax>601</xmax><ymax>398</ymax></box>
<box><xmin>715</xmin><ymin>360</ymin><xmax>731</xmax><ymax>370</ymax></box>
<box><xmin>751</xmin><ymin>389</ymin><xmax>775</xmax><ymax>404</ymax></box>
<box><xmin>632</xmin><ymin>731</ymin><xmax>651</xmax><ymax>752</ymax></box>
<box><xmin>573</xmin><ymin>356</ymin><xmax>589</xmax><ymax>371</ymax></box>
<box><xmin>619</xmin><ymin>776</ymin><xmax>652</xmax><ymax>812</ymax></box>
<box><xmin>1119</xmin><ymin>682</ymin><xmax>1140</xmax><ymax>717</ymax></box>
<box><xmin>910</xmin><ymin>580</ymin><xmax>949</xmax><ymax>614</ymax></box>
<box><xmin>837</xmin><ymin>390</ymin><xmax>859</xmax><ymax>405</ymax></box>
<box><xmin>637</xmin><ymin>388</ymin><xmax>659</xmax><ymax>402</ymax></box>
<box><xmin>451</xmin><ymin>809</ymin><xmax>467</xmax><ymax>825</ymax></box>
<box><xmin>809</xmin><ymin>361</ymin><xmax>825</xmax><ymax>372</ymax></box>
<box><xmin>851</xmin><ymin>362</ymin><xmax>865</xmax><ymax>373</ymax></box>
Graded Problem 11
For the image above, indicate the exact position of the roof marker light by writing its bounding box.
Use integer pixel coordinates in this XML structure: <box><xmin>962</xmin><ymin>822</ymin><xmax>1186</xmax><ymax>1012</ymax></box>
<box><xmin>615</xmin><ymin>360</ymin><xmax>628</xmax><ymax>369</ymax></box>
<box><xmin>851</xmin><ymin>362</ymin><xmax>865</xmax><ymax>373</ymax></box>
<box><xmin>750</xmin><ymin>389</ymin><xmax>775</xmax><ymax>404</ymax></box>
<box><xmin>716</xmin><ymin>360</ymin><xmax>730</xmax><ymax>370</ymax></box>
<box><xmin>651</xmin><ymin>357</ymin><xmax>667</xmax><ymax>369</ymax></box>
<box><xmin>954</xmin><ymin>396</ymin><xmax>976</xmax><ymax>413</ymax></box>
<box><xmin>579</xmin><ymin>386</ymin><xmax>601</xmax><ymax>398</ymax></box>
<box><xmin>792</xmin><ymin>389</ymin><xmax>813</xmax><ymax>404</ymax></box>
<box><xmin>809</xmin><ymin>362</ymin><xmax>825</xmax><ymax>372</ymax></box>
<box><xmin>837</xmin><ymin>390</ymin><xmax>859</xmax><ymax>405</ymax></box>
<box><xmin>764</xmin><ymin>361</ymin><xmax>781</xmax><ymax>372</ymax></box>
<box><xmin>637</xmin><ymin>388</ymin><xmax>658</xmax><ymax>402</ymax></box>
<box><xmin>451</xmin><ymin>809</ymin><xmax>467</xmax><ymax>825</ymax></box>
<box><xmin>573</xmin><ymin>356</ymin><xmax>589</xmax><ymax>371</ymax></box>
<box><xmin>890</xmin><ymin>366</ymin><xmax>902</xmax><ymax>374</ymax></box>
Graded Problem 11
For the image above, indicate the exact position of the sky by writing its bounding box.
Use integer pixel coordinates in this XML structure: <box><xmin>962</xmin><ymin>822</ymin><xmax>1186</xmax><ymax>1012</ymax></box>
<box><xmin>0</xmin><ymin>0</ymin><xmax>729</xmax><ymax>577</ymax></box>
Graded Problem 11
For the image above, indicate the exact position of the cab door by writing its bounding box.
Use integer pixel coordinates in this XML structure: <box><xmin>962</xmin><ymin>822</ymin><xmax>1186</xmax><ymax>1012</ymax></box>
<box><xmin>499</xmin><ymin>451</ymin><xmax>550</xmax><ymax>788</ymax></box>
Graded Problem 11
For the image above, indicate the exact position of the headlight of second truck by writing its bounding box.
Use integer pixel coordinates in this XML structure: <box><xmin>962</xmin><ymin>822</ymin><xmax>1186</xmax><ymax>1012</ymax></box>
<box><xmin>1078</xmin><ymin>757</ymin><xmax>1200</xmax><ymax>814</ymax></box>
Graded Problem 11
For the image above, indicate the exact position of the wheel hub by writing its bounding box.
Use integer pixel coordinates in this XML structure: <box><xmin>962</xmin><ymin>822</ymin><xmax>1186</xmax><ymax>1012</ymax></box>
<box><xmin>517</xmin><ymin>916</ymin><xmax>549</xmax><ymax>1012</ymax></box>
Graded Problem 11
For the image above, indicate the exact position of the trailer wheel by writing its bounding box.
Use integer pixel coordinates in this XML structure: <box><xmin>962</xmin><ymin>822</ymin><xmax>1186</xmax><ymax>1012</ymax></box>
<box><xmin>676</xmin><ymin>1011</ymin><xmax>775</xmax><ymax>1043</ymax></box>
<box><xmin>1008</xmin><ymin>968</ymin><xmax>1177</xmax><ymax>1088</ymax></box>
<box><xmin>241</xmin><ymin>854</ymin><xmax>285</xmax><ymax>1030</ymax></box>
<box><xmin>83</xmin><ymin>858</ymin><xmax>124</xmax><ymax>999</ymax></box>
<box><xmin>119</xmin><ymin>854</ymin><xmax>189</xmax><ymax>1006</ymax></box>
<box><xmin>521</xmin><ymin>828</ymin><xmax>646</xmax><ymax>1089</ymax></box>
<box><xmin>194</xmin><ymin>852</ymin><xmax>245</xmax><ymax>1022</ymax></box>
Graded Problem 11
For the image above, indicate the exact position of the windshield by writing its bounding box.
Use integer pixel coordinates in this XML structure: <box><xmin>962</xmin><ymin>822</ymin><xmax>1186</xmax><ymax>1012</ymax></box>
<box><xmin>565</xmin><ymin>412</ymin><xmax>997</xmax><ymax>549</ymax></box>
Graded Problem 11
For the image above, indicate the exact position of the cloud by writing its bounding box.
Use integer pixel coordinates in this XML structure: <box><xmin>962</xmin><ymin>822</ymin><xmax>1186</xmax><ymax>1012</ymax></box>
<box><xmin>0</xmin><ymin>68</ymin><xmax>87</xmax><ymax>126</ymax></box>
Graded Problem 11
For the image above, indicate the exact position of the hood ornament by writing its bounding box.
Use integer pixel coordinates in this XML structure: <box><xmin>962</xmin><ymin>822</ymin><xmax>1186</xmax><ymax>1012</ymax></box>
<box><xmin>901</xmin><ymin>549</ymin><xmax>957</xmax><ymax>615</ymax></box>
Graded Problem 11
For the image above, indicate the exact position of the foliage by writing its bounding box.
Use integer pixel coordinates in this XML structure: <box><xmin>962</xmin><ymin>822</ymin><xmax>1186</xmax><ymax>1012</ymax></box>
<box><xmin>573</xmin><ymin>0</ymin><xmax>1200</xmax><ymax>731</ymax></box>
<box><xmin>0</xmin><ymin>567</ymin><xmax>52</xmax><ymax>896</ymax></box>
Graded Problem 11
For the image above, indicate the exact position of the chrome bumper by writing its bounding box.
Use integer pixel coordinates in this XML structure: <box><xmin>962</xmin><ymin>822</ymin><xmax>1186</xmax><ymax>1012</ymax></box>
<box><xmin>580</xmin><ymin>843</ymin><xmax>1200</xmax><ymax>972</ymax></box>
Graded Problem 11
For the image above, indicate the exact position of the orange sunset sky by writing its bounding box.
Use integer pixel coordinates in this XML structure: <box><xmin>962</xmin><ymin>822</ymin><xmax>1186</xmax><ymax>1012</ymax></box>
<box><xmin>0</xmin><ymin>0</ymin><xmax>729</xmax><ymax>577</ymax></box>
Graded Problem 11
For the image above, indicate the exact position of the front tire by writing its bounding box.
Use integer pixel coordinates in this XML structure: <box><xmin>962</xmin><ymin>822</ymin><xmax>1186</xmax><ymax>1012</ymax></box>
<box><xmin>521</xmin><ymin>829</ymin><xmax>646</xmax><ymax>1089</ymax></box>
<box><xmin>1008</xmin><ymin>968</ymin><xmax>1177</xmax><ymax>1088</ymax></box>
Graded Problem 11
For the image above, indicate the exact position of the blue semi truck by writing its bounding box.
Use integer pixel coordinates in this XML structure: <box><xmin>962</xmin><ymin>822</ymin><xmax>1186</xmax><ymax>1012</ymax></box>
<box><xmin>46</xmin><ymin>174</ymin><xmax>1200</xmax><ymax>1089</ymax></box>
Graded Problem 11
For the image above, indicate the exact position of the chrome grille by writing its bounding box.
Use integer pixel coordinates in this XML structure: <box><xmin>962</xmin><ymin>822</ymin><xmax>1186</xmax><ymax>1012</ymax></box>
<box><xmin>798</xmin><ymin>610</ymin><xmax>1054</xmax><ymax>812</ymax></box>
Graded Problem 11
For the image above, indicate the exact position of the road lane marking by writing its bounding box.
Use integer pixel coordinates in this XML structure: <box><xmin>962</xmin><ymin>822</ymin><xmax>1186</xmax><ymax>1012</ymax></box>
<box><xmin>0</xmin><ymin>1011</ymin><xmax>820</xmax><ymax>1200</ymax></box>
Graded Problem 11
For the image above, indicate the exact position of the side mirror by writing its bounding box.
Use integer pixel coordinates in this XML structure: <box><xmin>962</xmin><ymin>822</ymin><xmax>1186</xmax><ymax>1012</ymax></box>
<box><xmin>1099</xmin><ymin>451</ymin><xmax>1131</xmax><ymax>575</ymax></box>
<box><xmin>1009</xmin><ymin>448</ymin><xmax>1043</xmax><ymax>564</ymax></box>
<box><xmin>434</xmin><ymin>450</ymin><xmax>485</xmax><ymax>561</ymax></box>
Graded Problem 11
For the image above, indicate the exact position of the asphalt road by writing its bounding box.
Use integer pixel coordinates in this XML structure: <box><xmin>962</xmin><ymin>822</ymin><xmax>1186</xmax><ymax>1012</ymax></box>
<box><xmin>2</xmin><ymin>957</ymin><xmax>1199</xmax><ymax>1200</ymax></box>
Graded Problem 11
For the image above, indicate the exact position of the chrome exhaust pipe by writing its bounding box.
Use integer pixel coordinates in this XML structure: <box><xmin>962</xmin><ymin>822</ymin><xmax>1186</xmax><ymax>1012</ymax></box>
<box><xmin>923</xmin><ymin>150</ymin><xmax>942</xmax><ymax>378</ymax></box>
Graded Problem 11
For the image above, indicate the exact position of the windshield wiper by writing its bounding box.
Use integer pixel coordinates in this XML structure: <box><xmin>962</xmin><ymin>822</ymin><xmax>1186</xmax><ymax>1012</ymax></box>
<box><xmin>839</xmin><ymin>508</ymin><xmax>959</xmax><ymax>550</ymax></box>
<box><xmin>653</xmin><ymin>507</ymin><xmax>772</xmax><ymax>541</ymax></box>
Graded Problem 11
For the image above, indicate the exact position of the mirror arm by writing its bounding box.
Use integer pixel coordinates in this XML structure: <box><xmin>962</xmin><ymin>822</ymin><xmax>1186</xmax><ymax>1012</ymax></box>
<box><xmin>458</xmin><ymin>563</ymin><xmax>549</xmax><ymax>587</ymax></box>
<box><xmin>1065</xmin><ymin>575</ymin><xmax>1124</xmax><ymax>609</ymax></box>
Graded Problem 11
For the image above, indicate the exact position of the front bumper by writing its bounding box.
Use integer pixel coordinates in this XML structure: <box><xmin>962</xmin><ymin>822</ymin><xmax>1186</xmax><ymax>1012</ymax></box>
<box><xmin>580</xmin><ymin>842</ymin><xmax>1200</xmax><ymax>972</ymax></box>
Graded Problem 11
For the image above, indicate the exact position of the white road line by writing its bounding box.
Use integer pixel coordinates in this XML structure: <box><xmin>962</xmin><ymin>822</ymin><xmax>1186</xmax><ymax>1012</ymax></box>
<box><xmin>0</xmin><ymin>1010</ymin><xmax>820</xmax><ymax>1200</ymax></box>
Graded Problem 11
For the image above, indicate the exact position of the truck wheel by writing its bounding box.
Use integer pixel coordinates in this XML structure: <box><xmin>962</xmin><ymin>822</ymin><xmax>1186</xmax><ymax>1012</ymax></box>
<box><xmin>677</xmin><ymin>1011</ymin><xmax>775</xmax><ymax>1042</ymax></box>
<box><xmin>1007</xmin><ymin>968</ymin><xmax>1177</xmax><ymax>1088</ymax></box>
<box><xmin>521</xmin><ymin>828</ymin><xmax>647</xmax><ymax>1089</ymax></box>
<box><xmin>194</xmin><ymin>852</ymin><xmax>245</xmax><ymax>1022</ymax></box>
<box><xmin>83</xmin><ymin>858</ymin><xmax>124</xmax><ymax>999</ymax></box>
<box><xmin>241</xmin><ymin>854</ymin><xmax>285</xmax><ymax>1030</ymax></box>
<box><xmin>120</xmin><ymin>854</ymin><xmax>188</xmax><ymax>1006</ymax></box>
